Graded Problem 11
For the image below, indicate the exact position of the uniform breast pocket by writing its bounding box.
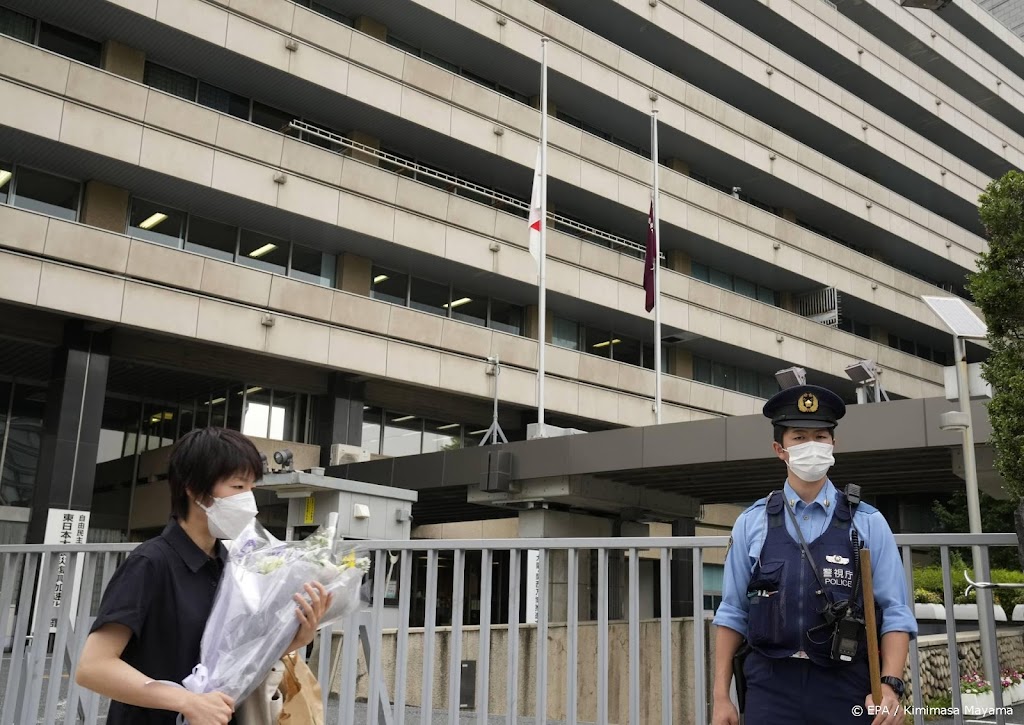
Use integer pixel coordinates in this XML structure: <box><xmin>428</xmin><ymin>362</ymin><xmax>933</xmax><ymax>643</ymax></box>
<box><xmin>746</xmin><ymin>560</ymin><xmax>786</xmax><ymax>646</ymax></box>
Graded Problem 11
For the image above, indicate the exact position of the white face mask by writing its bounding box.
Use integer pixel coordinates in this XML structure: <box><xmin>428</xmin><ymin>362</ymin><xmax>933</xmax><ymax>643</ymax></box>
<box><xmin>198</xmin><ymin>490</ymin><xmax>258</xmax><ymax>540</ymax></box>
<box><xmin>785</xmin><ymin>441</ymin><xmax>835</xmax><ymax>482</ymax></box>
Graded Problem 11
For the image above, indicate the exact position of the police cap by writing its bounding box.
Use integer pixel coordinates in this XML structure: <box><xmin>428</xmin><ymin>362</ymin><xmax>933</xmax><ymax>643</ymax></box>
<box><xmin>762</xmin><ymin>384</ymin><xmax>846</xmax><ymax>429</ymax></box>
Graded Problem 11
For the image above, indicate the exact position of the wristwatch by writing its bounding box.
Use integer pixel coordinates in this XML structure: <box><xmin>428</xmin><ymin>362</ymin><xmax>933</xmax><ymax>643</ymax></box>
<box><xmin>880</xmin><ymin>676</ymin><xmax>906</xmax><ymax>699</ymax></box>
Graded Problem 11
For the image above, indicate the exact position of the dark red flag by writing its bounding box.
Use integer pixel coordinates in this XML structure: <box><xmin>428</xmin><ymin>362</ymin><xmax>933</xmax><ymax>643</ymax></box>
<box><xmin>643</xmin><ymin>201</ymin><xmax>656</xmax><ymax>312</ymax></box>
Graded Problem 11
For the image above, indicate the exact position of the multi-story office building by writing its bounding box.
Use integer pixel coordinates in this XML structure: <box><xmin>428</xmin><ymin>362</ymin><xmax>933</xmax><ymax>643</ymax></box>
<box><xmin>0</xmin><ymin>0</ymin><xmax>1010</xmax><ymax>586</ymax></box>
<box><xmin>975</xmin><ymin>0</ymin><xmax>1024</xmax><ymax>39</ymax></box>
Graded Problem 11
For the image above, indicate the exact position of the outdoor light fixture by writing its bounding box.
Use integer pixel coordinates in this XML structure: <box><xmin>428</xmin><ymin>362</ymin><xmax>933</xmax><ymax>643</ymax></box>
<box><xmin>248</xmin><ymin>243</ymin><xmax>277</xmax><ymax>258</ymax></box>
<box><xmin>273</xmin><ymin>449</ymin><xmax>294</xmax><ymax>471</ymax></box>
<box><xmin>593</xmin><ymin>338</ymin><xmax>621</xmax><ymax>348</ymax></box>
<box><xmin>844</xmin><ymin>359</ymin><xmax>889</xmax><ymax>403</ymax></box>
<box><xmin>0</xmin><ymin>170</ymin><xmax>11</xmax><ymax>189</ymax></box>
<box><xmin>899</xmin><ymin>0</ymin><xmax>952</xmax><ymax>9</ymax></box>
<box><xmin>444</xmin><ymin>297</ymin><xmax>472</xmax><ymax>309</ymax></box>
<box><xmin>373</xmin><ymin>274</ymin><xmax>389</xmax><ymax>284</ymax></box>
<box><xmin>138</xmin><ymin>212</ymin><xmax>168</xmax><ymax>230</ymax></box>
<box><xmin>774</xmin><ymin>366</ymin><xmax>806</xmax><ymax>389</ymax></box>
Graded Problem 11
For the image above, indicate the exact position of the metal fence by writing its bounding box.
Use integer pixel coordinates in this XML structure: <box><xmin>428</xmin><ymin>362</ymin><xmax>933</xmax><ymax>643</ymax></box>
<box><xmin>1</xmin><ymin>533</ymin><xmax>1020</xmax><ymax>725</ymax></box>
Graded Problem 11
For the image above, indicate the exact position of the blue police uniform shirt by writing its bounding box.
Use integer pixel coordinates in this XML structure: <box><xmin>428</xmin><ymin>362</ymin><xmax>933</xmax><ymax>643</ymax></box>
<box><xmin>713</xmin><ymin>479</ymin><xmax>917</xmax><ymax>640</ymax></box>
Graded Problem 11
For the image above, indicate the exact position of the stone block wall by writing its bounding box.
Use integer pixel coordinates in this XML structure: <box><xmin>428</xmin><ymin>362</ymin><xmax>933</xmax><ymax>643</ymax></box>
<box><xmin>905</xmin><ymin>628</ymin><xmax>1024</xmax><ymax>703</ymax></box>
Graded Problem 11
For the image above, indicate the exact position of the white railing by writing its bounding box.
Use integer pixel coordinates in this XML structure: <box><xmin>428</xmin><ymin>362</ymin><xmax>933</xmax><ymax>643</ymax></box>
<box><xmin>288</xmin><ymin>120</ymin><xmax>660</xmax><ymax>260</ymax></box>
<box><xmin>1</xmin><ymin>533</ymin><xmax>1019</xmax><ymax>725</ymax></box>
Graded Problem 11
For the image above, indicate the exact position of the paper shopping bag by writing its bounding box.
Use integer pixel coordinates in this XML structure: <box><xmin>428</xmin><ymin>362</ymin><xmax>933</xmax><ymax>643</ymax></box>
<box><xmin>278</xmin><ymin>652</ymin><xmax>324</xmax><ymax>725</ymax></box>
<box><xmin>235</xmin><ymin>660</ymin><xmax>285</xmax><ymax>725</ymax></box>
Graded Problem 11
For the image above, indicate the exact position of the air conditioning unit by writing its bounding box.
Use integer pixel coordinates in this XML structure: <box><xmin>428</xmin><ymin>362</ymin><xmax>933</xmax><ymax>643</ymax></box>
<box><xmin>330</xmin><ymin>444</ymin><xmax>370</xmax><ymax>465</ymax></box>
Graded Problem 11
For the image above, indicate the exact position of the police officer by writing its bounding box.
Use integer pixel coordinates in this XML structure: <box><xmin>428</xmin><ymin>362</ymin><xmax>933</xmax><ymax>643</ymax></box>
<box><xmin>711</xmin><ymin>385</ymin><xmax>917</xmax><ymax>725</ymax></box>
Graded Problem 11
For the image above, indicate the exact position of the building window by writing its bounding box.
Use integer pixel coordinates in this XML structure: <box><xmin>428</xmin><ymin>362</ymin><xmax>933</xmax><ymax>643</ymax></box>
<box><xmin>128</xmin><ymin>199</ymin><xmax>186</xmax><ymax>248</ymax></box>
<box><xmin>553</xmin><ymin>316</ymin><xmax>579</xmax><ymax>350</ymax></box>
<box><xmin>382</xmin><ymin>413</ymin><xmax>422</xmax><ymax>457</ymax></box>
<box><xmin>410</xmin><ymin>277</ymin><xmax>451</xmax><ymax>317</ymax></box>
<box><xmin>693</xmin><ymin>355</ymin><xmax>777</xmax><ymax>397</ymax></box>
<box><xmin>613</xmin><ymin>335</ymin><xmax>642</xmax><ymax>367</ymax></box>
<box><xmin>583</xmin><ymin>326</ymin><xmax>615</xmax><ymax>359</ymax></box>
<box><xmin>449</xmin><ymin>290</ymin><xmax>487</xmax><ymax>327</ymax></box>
<box><xmin>0</xmin><ymin>6</ymin><xmax>35</xmax><ymax>43</ymax></box>
<box><xmin>423</xmin><ymin>419</ymin><xmax>461</xmax><ymax>453</ymax></box>
<box><xmin>10</xmin><ymin>166</ymin><xmax>80</xmax><ymax>221</ymax></box>
<box><xmin>361</xmin><ymin>407</ymin><xmax>383</xmax><ymax>454</ymax></box>
<box><xmin>185</xmin><ymin>216</ymin><xmax>237</xmax><ymax>261</ymax></box>
<box><xmin>238</xmin><ymin>229</ymin><xmax>288</xmax><ymax>275</ymax></box>
<box><xmin>489</xmin><ymin>299</ymin><xmax>524</xmax><ymax>336</ymax></box>
<box><xmin>144</xmin><ymin>62</ymin><xmax>197</xmax><ymax>102</ymax></box>
<box><xmin>290</xmin><ymin>243</ymin><xmax>336</xmax><ymax>287</ymax></box>
<box><xmin>838</xmin><ymin>317</ymin><xmax>872</xmax><ymax>340</ymax></box>
<box><xmin>0</xmin><ymin>161</ymin><xmax>11</xmax><ymax>205</ymax></box>
<box><xmin>198</xmin><ymin>82</ymin><xmax>250</xmax><ymax>120</ymax></box>
<box><xmin>370</xmin><ymin>267</ymin><xmax>409</xmax><ymax>305</ymax></box>
<box><xmin>37</xmin><ymin>22</ymin><xmax>100</xmax><ymax>66</ymax></box>
<box><xmin>251</xmin><ymin>101</ymin><xmax>295</xmax><ymax>134</ymax></box>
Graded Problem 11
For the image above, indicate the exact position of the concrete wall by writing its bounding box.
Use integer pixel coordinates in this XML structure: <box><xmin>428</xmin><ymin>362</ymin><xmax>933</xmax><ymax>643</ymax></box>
<box><xmin>324</xmin><ymin>618</ymin><xmax>713</xmax><ymax>725</ymax></box>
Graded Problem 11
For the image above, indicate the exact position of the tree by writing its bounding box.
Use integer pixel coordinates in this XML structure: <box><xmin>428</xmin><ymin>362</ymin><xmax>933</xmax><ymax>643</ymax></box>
<box><xmin>931</xmin><ymin>490</ymin><xmax>1019</xmax><ymax>570</ymax></box>
<box><xmin>969</xmin><ymin>170</ymin><xmax>1024</xmax><ymax>569</ymax></box>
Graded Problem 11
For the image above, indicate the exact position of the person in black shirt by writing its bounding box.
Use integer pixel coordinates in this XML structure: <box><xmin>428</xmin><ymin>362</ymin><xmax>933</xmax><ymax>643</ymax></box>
<box><xmin>75</xmin><ymin>428</ymin><xmax>333</xmax><ymax>725</ymax></box>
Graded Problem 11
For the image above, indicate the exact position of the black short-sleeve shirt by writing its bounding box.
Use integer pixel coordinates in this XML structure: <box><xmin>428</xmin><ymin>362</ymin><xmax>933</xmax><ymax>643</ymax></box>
<box><xmin>91</xmin><ymin>518</ymin><xmax>228</xmax><ymax>725</ymax></box>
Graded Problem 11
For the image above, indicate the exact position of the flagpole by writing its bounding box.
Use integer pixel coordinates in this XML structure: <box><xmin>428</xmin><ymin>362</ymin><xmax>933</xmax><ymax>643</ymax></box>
<box><xmin>537</xmin><ymin>37</ymin><xmax>549</xmax><ymax>438</ymax></box>
<box><xmin>651</xmin><ymin>108</ymin><xmax>662</xmax><ymax>424</ymax></box>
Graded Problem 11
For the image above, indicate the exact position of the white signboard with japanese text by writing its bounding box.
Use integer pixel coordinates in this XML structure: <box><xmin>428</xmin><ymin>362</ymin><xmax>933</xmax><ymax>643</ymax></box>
<box><xmin>42</xmin><ymin>508</ymin><xmax>90</xmax><ymax>630</ymax></box>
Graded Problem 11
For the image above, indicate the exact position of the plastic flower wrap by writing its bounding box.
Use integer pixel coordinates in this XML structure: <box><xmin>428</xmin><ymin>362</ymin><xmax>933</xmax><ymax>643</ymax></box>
<box><xmin>178</xmin><ymin>517</ymin><xmax>369</xmax><ymax>710</ymax></box>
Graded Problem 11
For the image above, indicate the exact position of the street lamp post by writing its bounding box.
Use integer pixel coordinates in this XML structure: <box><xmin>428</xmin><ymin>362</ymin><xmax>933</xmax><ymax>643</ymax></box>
<box><xmin>922</xmin><ymin>296</ymin><xmax>1000</xmax><ymax>710</ymax></box>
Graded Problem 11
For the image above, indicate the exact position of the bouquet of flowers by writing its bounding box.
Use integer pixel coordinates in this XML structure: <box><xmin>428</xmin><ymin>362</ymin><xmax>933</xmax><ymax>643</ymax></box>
<box><xmin>178</xmin><ymin>515</ymin><xmax>370</xmax><ymax>709</ymax></box>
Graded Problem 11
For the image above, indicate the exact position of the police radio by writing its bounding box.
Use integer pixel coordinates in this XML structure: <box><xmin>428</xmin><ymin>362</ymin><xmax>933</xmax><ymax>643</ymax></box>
<box><xmin>830</xmin><ymin>611</ymin><xmax>864</xmax><ymax>663</ymax></box>
<box><xmin>829</xmin><ymin>484</ymin><xmax>866</xmax><ymax>664</ymax></box>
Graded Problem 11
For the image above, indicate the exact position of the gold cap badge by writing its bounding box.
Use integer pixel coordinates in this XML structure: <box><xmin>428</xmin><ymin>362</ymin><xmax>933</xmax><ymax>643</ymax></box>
<box><xmin>798</xmin><ymin>392</ymin><xmax>819</xmax><ymax>413</ymax></box>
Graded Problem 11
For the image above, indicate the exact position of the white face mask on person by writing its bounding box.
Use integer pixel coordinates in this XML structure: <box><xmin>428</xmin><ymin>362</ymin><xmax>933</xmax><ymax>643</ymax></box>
<box><xmin>197</xmin><ymin>491</ymin><xmax>259</xmax><ymax>540</ymax></box>
<box><xmin>785</xmin><ymin>441</ymin><xmax>835</xmax><ymax>482</ymax></box>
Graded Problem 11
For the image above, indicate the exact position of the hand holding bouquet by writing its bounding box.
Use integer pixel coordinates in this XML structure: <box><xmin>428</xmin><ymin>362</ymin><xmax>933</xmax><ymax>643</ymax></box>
<box><xmin>179</xmin><ymin>516</ymin><xmax>369</xmax><ymax>710</ymax></box>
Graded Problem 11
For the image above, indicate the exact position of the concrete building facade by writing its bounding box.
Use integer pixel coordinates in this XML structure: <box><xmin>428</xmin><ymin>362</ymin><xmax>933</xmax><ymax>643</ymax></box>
<box><xmin>0</xmin><ymin>0</ymin><xmax>1016</xmax><ymax>614</ymax></box>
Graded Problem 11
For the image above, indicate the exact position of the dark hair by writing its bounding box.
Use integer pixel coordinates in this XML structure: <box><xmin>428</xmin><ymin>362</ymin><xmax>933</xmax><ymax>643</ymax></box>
<box><xmin>168</xmin><ymin>428</ymin><xmax>263</xmax><ymax>520</ymax></box>
<box><xmin>774</xmin><ymin>425</ymin><xmax>835</xmax><ymax>446</ymax></box>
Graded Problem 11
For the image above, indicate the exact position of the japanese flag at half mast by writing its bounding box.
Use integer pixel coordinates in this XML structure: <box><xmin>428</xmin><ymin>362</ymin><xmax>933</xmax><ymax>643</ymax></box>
<box><xmin>528</xmin><ymin>148</ymin><xmax>543</xmax><ymax>267</ymax></box>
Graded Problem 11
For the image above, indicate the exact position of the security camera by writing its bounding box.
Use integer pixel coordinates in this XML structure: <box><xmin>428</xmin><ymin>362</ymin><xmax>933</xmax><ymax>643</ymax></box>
<box><xmin>273</xmin><ymin>449</ymin><xmax>295</xmax><ymax>472</ymax></box>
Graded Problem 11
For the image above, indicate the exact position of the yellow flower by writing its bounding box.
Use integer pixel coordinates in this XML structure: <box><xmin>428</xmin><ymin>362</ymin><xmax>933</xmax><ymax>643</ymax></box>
<box><xmin>342</xmin><ymin>552</ymin><xmax>357</xmax><ymax>569</ymax></box>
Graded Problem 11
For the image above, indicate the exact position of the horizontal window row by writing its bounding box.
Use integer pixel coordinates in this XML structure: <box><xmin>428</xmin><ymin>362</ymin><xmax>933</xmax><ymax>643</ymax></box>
<box><xmin>370</xmin><ymin>266</ymin><xmax>525</xmax><ymax>336</ymax></box>
<box><xmin>691</xmin><ymin>262</ymin><xmax>780</xmax><ymax>307</ymax></box>
<box><xmin>0</xmin><ymin>5</ymin><xmax>100</xmax><ymax>66</ymax></box>
<box><xmin>104</xmin><ymin>385</ymin><xmax>316</xmax><ymax>462</ymax></box>
<box><xmin>0</xmin><ymin>162</ymin><xmax>81</xmax><ymax>221</ymax></box>
<box><xmin>143</xmin><ymin>62</ymin><xmax>347</xmax><ymax>151</ymax></box>
<box><xmin>552</xmin><ymin>317</ymin><xmax>667</xmax><ymax>371</ymax></box>
<box><xmin>3</xmin><ymin>154</ymin><xmax>954</xmax><ymax>379</ymax></box>
<box><xmin>888</xmin><ymin>334</ymin><xmax>951</xmax><ymax>366</ymax></box>
<box><xmin>385</xmin><ymin>34</ymin><xmax>532</xmax><ymax>106</ymax></box>
<box><xmin>361</xmin><ymin>407</ymin><xmax>488</xmax><ymax>457</ymax></box>
<box><xmin>795</xmin><ymin>217</ymin><xmax>965</xmax><ymax>298</ymax></box>
<box><xmin>693</xmin><ymin>356</ymin><xmax>780</xmax><ymax>399</ymax></box>
<box><xmin>128</xmin><ymin>199</ymin><xmax>336</xmax><ymax>287</ymax></box>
